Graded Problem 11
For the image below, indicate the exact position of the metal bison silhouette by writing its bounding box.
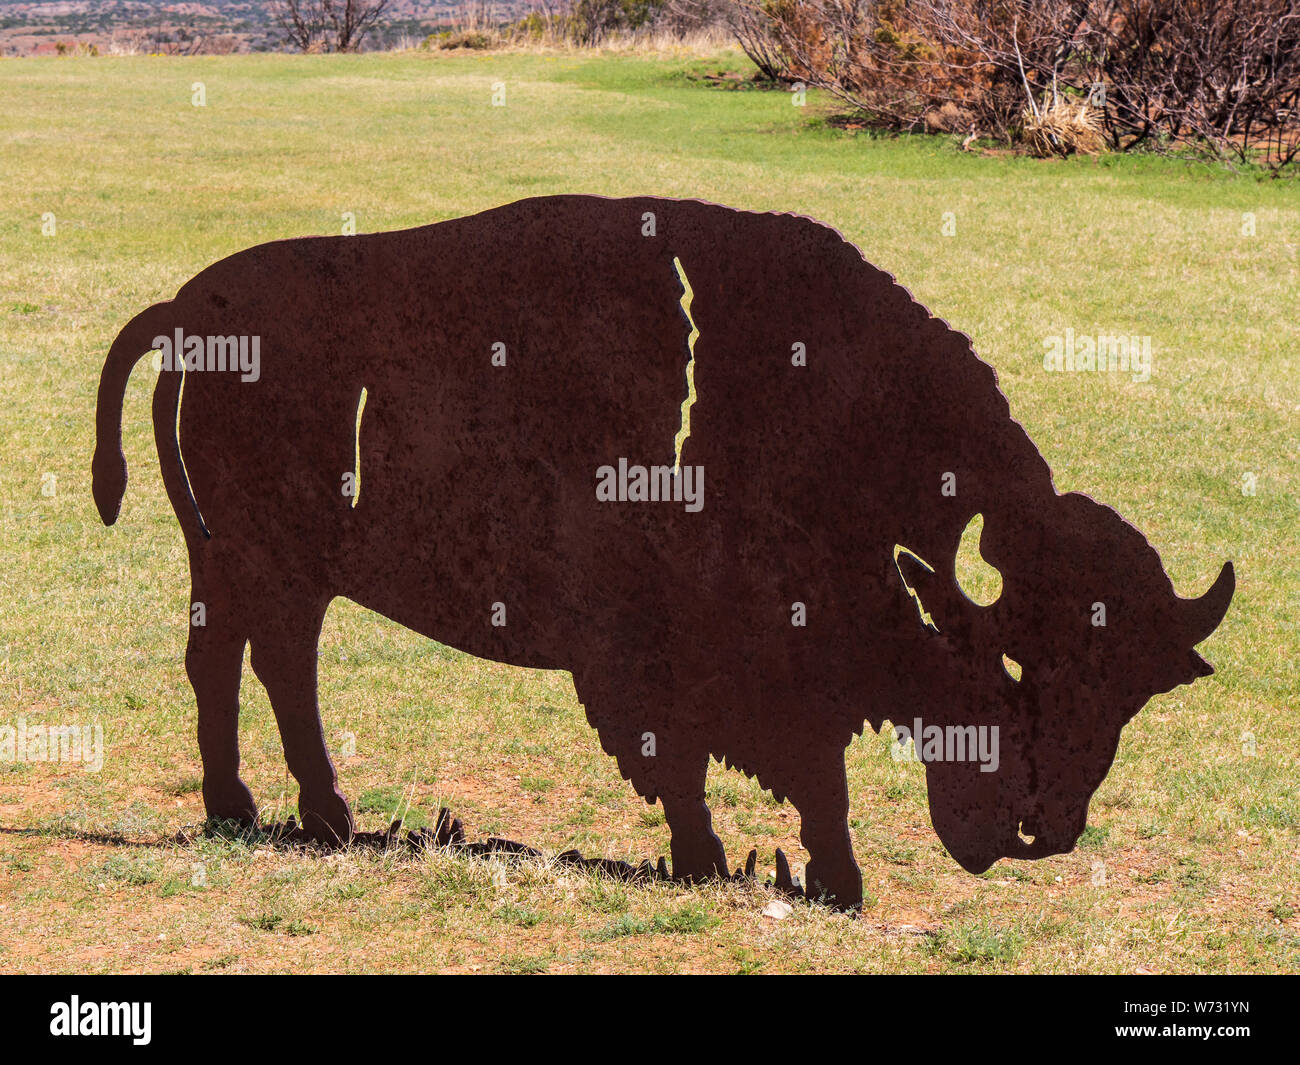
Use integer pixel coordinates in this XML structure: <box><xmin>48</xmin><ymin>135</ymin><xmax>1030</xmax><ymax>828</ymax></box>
<box><xmin>93</xmin><ymin>195</ymin><xmax>1233</xmax><ymax>910</ymax></box>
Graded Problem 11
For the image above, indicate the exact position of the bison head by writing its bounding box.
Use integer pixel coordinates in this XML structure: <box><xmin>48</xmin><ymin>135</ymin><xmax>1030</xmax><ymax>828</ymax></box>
<box><xmin>894</xmin><ymin>491</ymin><xmax>1234</xmax><ymax>874</ymax></box>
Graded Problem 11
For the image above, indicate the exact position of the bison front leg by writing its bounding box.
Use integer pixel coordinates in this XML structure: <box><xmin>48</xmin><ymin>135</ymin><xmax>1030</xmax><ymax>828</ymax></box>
<box><xmin>248</xmin><ymin>597</ymin><xmax>354</xmax><ymax>845</ymax></box>
<box><xmin>788</xmin><ymin>748</ymin><xmax>862</xmax><ymax>911</ymax></box>
<box><xmin>660</xmin><ymin>755</ymin><xmax>728</xmax><ymax>884</ymax></box>
<box><xmin>600</xmin><ymin>723</ymin><xmax>726</xmax><ymax>882</ymax></box>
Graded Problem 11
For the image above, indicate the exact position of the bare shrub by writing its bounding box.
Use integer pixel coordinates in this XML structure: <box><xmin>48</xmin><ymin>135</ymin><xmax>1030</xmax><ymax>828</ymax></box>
<box><xmin>272</xmin><ymin>0</ymin><xmax>391</xmax><ymax>53</ymax></box>
<box><xmin>725</xmin><ymin>1</ymin><xmax>788</xmax><ymax>80</ymax></box>
<box><xmin>731</xmin><ymin>0</ymin><xmax>1300</xmax><ymax>168</ymax></box>
<box><xmin>1081</xmin><ymin>1</ymin><xmax>1300</xmax><ymax>169</ymax></box>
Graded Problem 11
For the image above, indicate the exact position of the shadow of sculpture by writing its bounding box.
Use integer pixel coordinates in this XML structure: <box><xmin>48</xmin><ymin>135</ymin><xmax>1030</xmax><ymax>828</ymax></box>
<box><xmin>191</xmin><ymin>810</ymin><xmax>804</xmax><ymax>896</ymax></box>
<box><xmin>93</xmin><ymin>195</ymin><xmax>1234</xmax><ymax>910</ymax></box>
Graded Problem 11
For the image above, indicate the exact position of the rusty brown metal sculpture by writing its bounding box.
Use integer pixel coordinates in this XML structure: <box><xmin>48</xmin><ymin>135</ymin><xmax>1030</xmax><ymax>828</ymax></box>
<box><xmin>93</xmin><ymin>195</ymin><xmax>1234</xmax><ymax>910</ymax></box>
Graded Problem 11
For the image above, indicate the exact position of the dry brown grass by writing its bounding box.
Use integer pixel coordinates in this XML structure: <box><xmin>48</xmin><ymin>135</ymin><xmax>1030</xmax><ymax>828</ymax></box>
<box><xmin>1021</xmin><ymin>98</ymin><xmax>1106</xmax><ymax>158</ymax></box>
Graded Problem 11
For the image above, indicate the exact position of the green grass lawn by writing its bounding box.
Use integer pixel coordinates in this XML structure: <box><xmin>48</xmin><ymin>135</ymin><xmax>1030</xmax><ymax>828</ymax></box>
<box><xmin>0</xmin><ymin>47</ymin><xmax>1296</xmax><ymax>974</ymax></box>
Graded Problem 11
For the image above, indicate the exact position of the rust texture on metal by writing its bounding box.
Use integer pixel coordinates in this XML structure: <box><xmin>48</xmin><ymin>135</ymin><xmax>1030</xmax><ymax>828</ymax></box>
<box><xmin>93</xmin><ymin>195</ymin><xmax>1234</xmax><ymax>909</ymax></box>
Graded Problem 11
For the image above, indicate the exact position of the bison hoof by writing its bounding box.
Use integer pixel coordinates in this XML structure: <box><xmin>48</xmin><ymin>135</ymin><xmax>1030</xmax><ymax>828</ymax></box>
<box><xmin>299</xmin><ymin>791</ymin><xmax>355</xmax><ymax>846</ymax></box>
<box><xmin>203</xmin><ymin>780</ymin><xmax>258</xmax><ymax>826</ymax></box>
<box><xmin>804</xmin><ymin>858</ymin><xmax>862</xmax><ymax>913</ymax></box>
<box><xmin>668</xmin><ymin>829</ymin><xmax>728</xmax><ymax>883</ymax></box>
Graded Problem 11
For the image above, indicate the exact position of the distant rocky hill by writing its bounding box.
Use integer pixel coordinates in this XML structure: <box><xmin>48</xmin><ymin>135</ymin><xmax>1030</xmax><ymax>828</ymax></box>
<box><xmin>0</xmin><ymin>1</ymin><xmax>520</xmax><ymax>55</ymax></box>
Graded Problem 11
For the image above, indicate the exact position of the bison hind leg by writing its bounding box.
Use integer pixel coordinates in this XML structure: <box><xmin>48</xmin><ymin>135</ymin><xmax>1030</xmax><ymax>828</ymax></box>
<box><xmin>186</xmin><ymin>570</ymin><xmax>257</xmax><ymax>827</ymax></box>
<box><xmin>247</xmin><ymin>593</ymin><xmax>355</xmax><ymax>845</ymax></box>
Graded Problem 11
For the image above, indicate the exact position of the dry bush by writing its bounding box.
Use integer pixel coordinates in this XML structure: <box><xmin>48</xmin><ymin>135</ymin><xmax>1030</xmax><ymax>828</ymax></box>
<box><xmin>735</xmin><ymin>0</ymin><xmax>1091</xmax><ymax>139</ymax></box>
<box><xmin>729</xmin><ymin>0</ymin><xmax>1300</xmax><ymax>169</ymax></box>
<box><xmin>725</xmin><ymin>1</ymin><xmax>790</xmax><ymax>80</ymax></box>
<box><xmin>1081</xmin><ymin>1</ymin><xmax>1300</xmax><ymax>169</ymax></box>
<box><xmin>912</xmin><ymin>0</ymin><xmax>1094</xmax><ymax>142</ymax></box>
<box><xmin>751</xmin><ymin>0</ymin><xmax>949</xmax><ymax>127</ymax></box>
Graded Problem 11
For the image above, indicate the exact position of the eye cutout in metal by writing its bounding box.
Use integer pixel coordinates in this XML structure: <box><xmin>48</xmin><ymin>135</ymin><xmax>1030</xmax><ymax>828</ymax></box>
<box><xmin>955</xmin><ymin>512</ymin><xmax>1002</xmax><ymax>607</ymax></box>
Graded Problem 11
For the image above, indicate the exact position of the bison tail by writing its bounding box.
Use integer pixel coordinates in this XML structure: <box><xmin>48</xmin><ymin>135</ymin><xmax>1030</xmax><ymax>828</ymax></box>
<box><xmin>92</xmin><ymin>302</ymin><xmax>173</xmax><ymax>526</ymax></box>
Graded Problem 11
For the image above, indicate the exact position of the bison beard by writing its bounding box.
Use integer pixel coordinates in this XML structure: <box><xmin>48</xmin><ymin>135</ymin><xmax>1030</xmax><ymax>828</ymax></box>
<box><xmin>92</xmin><ymin>195</ymin><xmax>1234</xmax><ymax>911</ymax></box>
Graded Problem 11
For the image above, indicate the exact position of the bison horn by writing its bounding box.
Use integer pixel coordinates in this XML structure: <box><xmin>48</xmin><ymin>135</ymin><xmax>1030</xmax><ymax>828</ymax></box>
<box><xmin>1179</xmin><ymin>561</ymin><xmax>1235</xmax><ymax>646</ymax></box>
